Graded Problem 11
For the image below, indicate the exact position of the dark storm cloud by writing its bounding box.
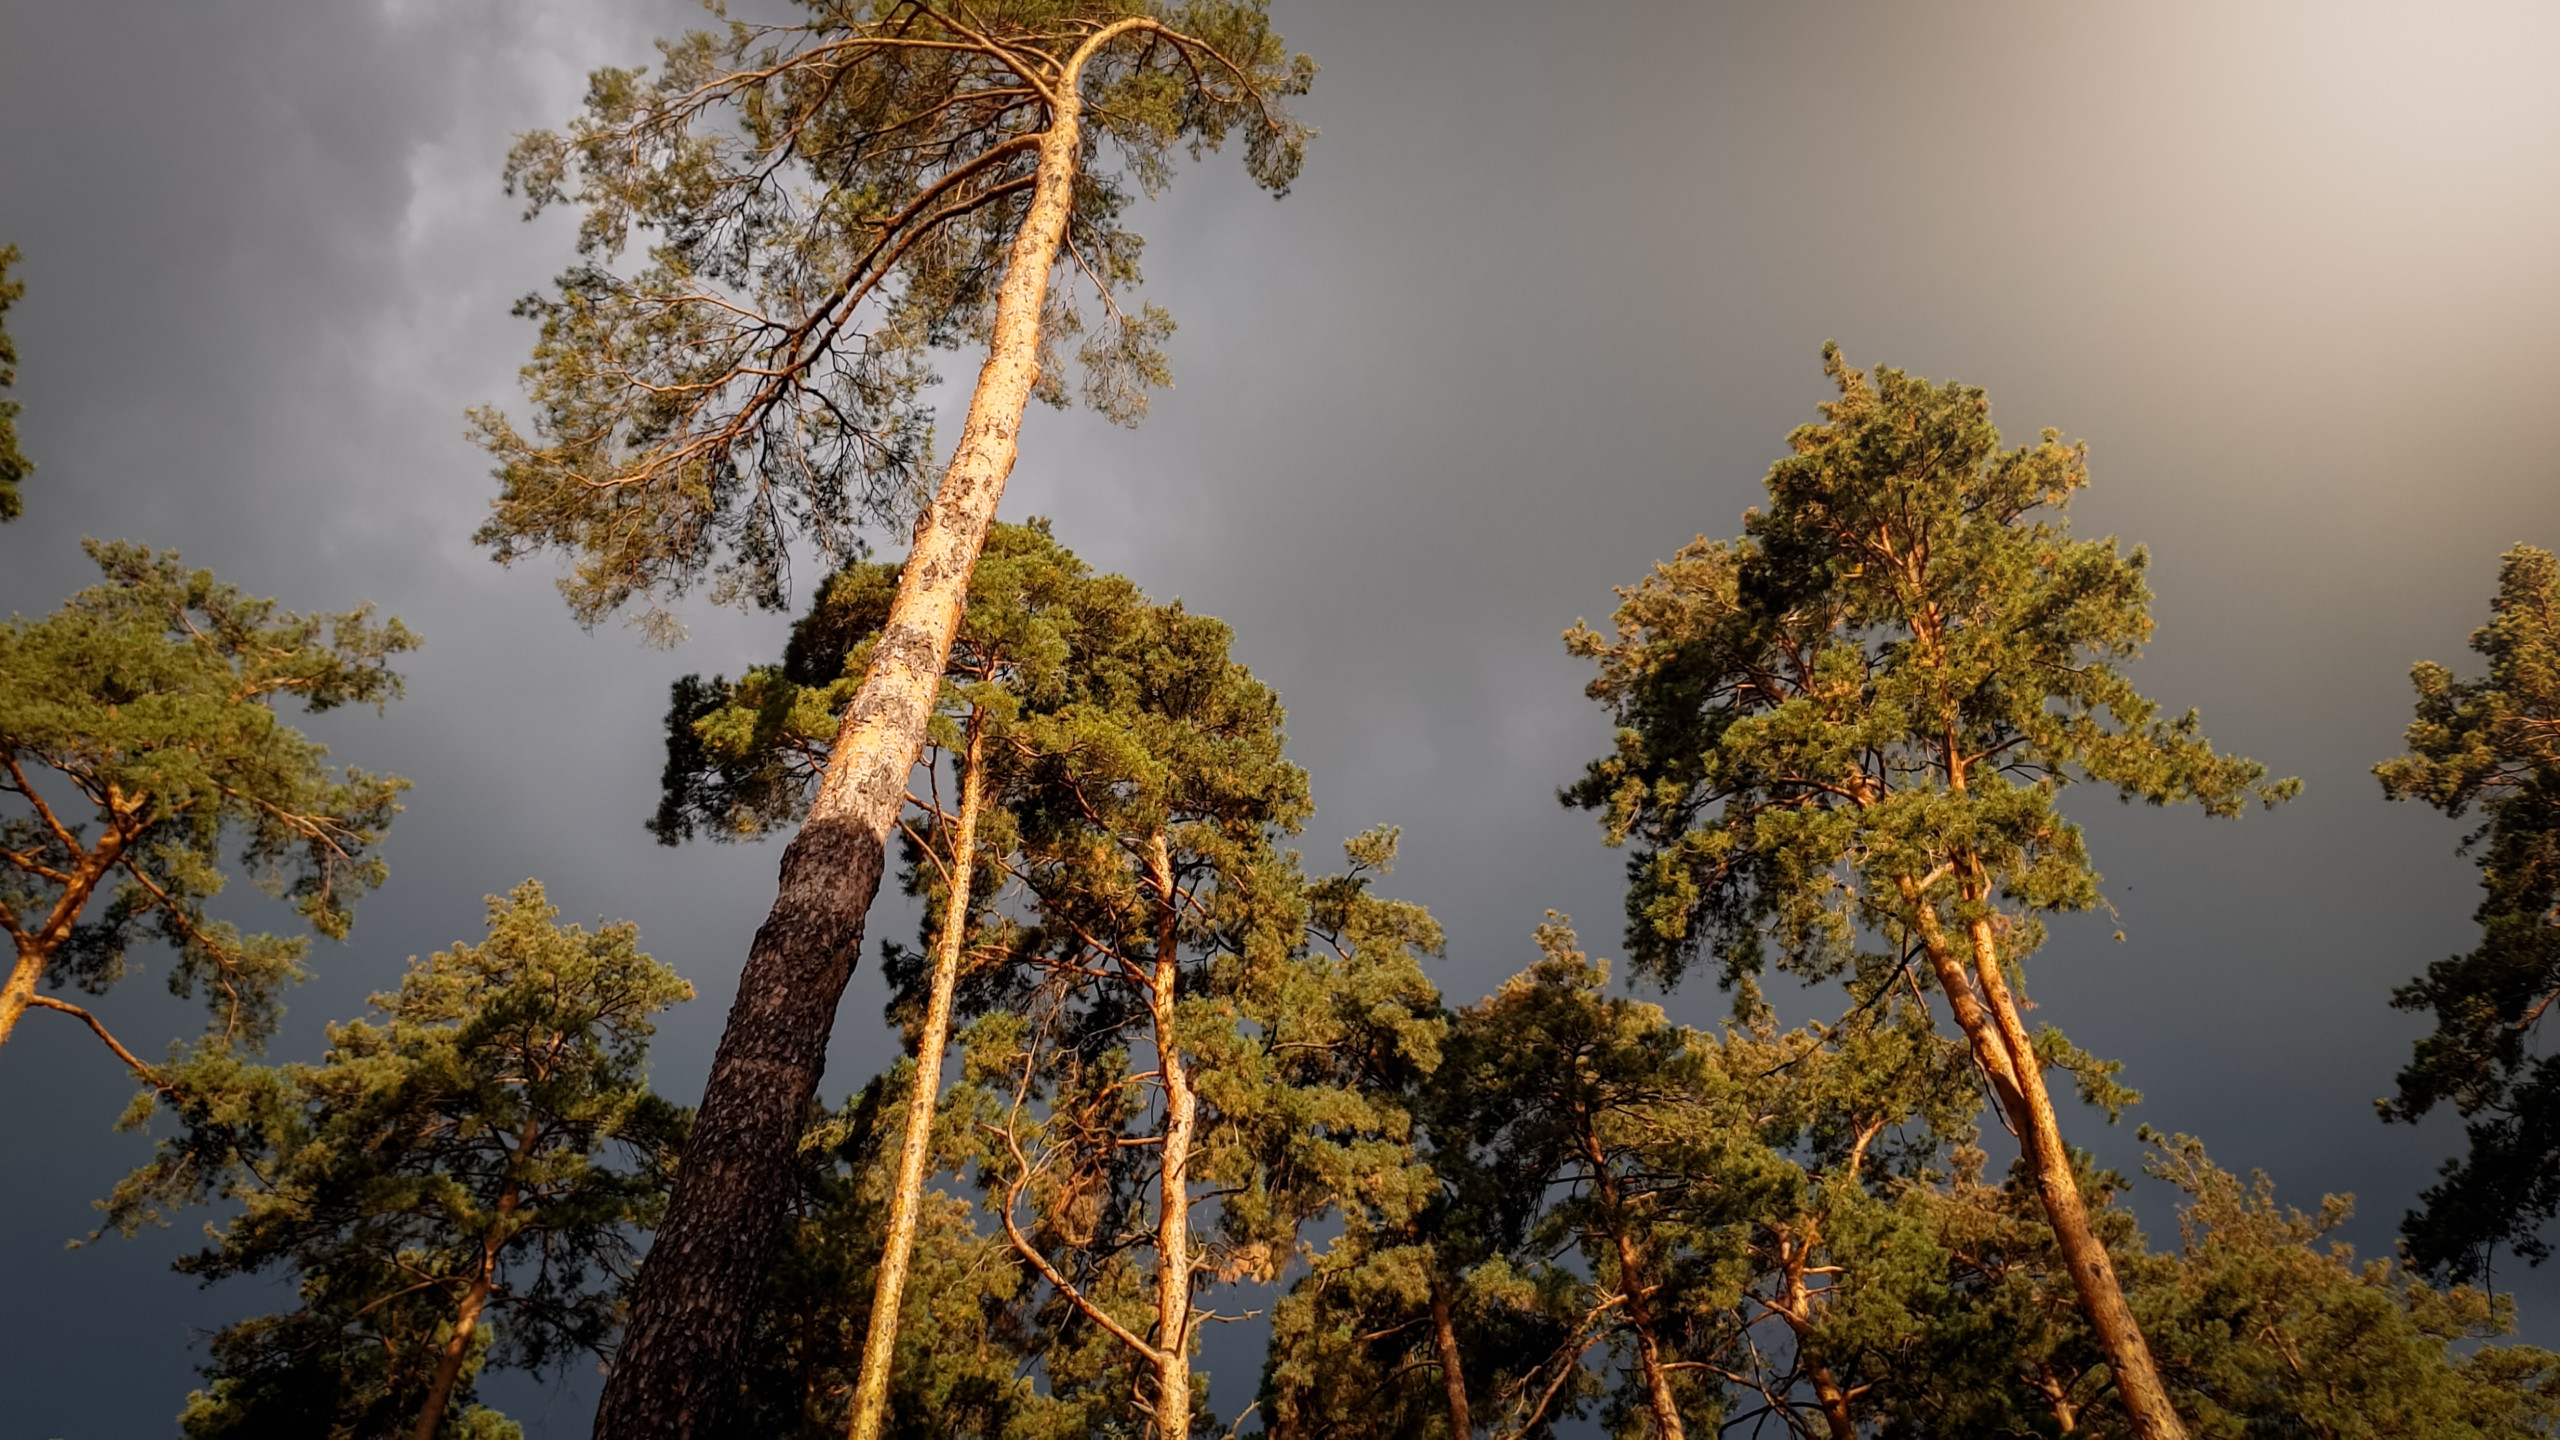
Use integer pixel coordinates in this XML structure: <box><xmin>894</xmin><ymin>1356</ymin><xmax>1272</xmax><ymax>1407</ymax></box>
<box><xmin>7</xmin><ymin>2</ymin><xmax>2560</xmax><ymax>1435</ymax></box>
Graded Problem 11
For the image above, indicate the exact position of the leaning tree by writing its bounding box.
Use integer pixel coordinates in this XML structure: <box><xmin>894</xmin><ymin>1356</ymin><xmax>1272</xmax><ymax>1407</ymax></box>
<box><xmin>1564</xmin><ymin>347</ymin><xmax>2294</xmax><ymax>1440</ymax></box>
<box><xmin>473</xmin><ymin>5</ymin><xmax>1313</xmax><ymax>1432</ymax></box>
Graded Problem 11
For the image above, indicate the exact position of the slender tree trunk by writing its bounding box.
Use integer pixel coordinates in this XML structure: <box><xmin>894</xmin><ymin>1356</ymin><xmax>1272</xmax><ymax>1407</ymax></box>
<box><xmin>2033</xmin><ymin>1365</ymin><xmax>2082</xmax><ymax>1434</ymax></box>
<box><xmin>1429</xmin><ymin>1271</ymin><xmax>1472</xmax><ymax>1439</ymax></box>
<box><xmin>592</xmin><ymin>28</ymin><xmax>1141</xmax><ymax>1436</ymax></box>
<box><xmin>846</xmin><ymin>717</ymin><xmax>987</xmax><ymax>1440</ymax></box>
<box><xmin>1147</xmin><ymin>828</ymin><xmax>1199</xmax><ymax>1440</ymax></box>
<box><xmin>413</xmin><ymin>1271</ymin><xmax>494</xmax><ymax>1440</ymax></box>
<box><xmin>415</xmin><ymin>1128</ymin><xmax>527</xmax><ymax>1440</ymax></box>
<box><xmin>0</xmin><ymin>947</ymin><xmax>46</xmax><ymax>1050</ymax></box>
<box><xmin>1912</xmin><ymin>729</ymin><xmax>2185</xmax><ymax>1440</ymax></box>
<box><xmin>1613</xmin><ymin>1228</ymin><xmax>1685</xmax><ymax>1440</ymax></box>
<box><xmin>1769</xmin><ymin>1222</ymin><xmax>1855</xmax><ymax>1440</ymax></box>
<box><xmin>1959</xmin><ymin>908</ymin><xmax>2187</xmax><ymax>1440</ymax></box>
<box><xmin>1582</xmin><ymin>1132</ymin><xmax>1683</xmax><ymax>1440</ymax></box>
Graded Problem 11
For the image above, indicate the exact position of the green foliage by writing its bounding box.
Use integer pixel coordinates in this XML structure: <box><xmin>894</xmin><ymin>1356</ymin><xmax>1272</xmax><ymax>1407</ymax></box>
<box><xmin>1262</xmin><ymin>921</ymin><xmax>2560</xmax><ymax>1438</ymax></box>
<box><xmin>652</xmin><ymin>518</ymin><xmax>1116</xmax><ymax>847</ymax></box>
<box><xmin>949</xmin><ymin>578</ymin><xmax>1445</xmax><ymax>1433</ymax></box>
<box><xmin>726</xmin><ymin>1076</ymin><xmax>1081</xmax><ymax>1440</ymax></box>
<box><xmin>655</xmin><ymin>519</ymin><xmax>1446</xmax><ymax>1432</ymax></box>
<box><xmin>2377</xmin><ymin>544</ymin><xmax>2560</xmax><ymax>1278</ymax></box>
<box><xmin>1563</xmin><ymin>344</ymin><xmax>2293</xmax><ymax>995</ymax></box>
<box><xmin>1</xmin><ymin>540</ymin><xmax>415</xmax><ymax>1049</ymax></box>
<box><xmin>104</xmin><ymin>882</ymin><xmax>692</xmax><ymax>1437</ymax></box>
<box><xmin>2138</xmin><ymin>1133</ymin><xmax>2560</xmax><ymax>1440</ymax></box>
<box><xmin>0</xmin><ymin>242</ymin><xmax>28</xmax><ymax>520</ymax></box>
<box><xmin>472</xmin><ymin>1</ymin><xmax>1314</xmax><ymax>632</ymax></box>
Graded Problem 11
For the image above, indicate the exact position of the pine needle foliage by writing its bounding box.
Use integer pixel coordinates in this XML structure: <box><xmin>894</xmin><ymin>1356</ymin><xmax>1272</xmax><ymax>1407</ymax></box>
<box><xmin>1563</xmin><ymin>344</ymin><xmax>2294</xmax><ymax>996</ymax></box>
<box><xmin>654</xmin><ymin>520</ymin><xmax>1447</xmax><ymax>1433</ymax></box>
<box><xmin>472</xmin><ymin>1</ymin><xmax>1313</xmax><ymax>635</ymax></box>
<box><xmin>106</xmin><ymin>882</ymin><xmax>692</xmax><ymax>1440</ymax></box>
<box><xmin>0</xmin><ymin>541</ymin><xmax>414</xmax><ymax>1059</ymax></box>
<box><xmin>2378</xmin><ymin>544</ymin><xmax>2560</xmax><ymax>1278</ymax></box>
<box><xmin>1260</xmin><ymin>923</ymin><xmax>2560</xmax><ymax>1439</ymax></box>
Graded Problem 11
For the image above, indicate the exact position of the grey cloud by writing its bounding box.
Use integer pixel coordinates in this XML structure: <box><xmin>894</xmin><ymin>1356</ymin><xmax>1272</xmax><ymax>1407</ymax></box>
<box><xmin>6</xmin><ymin>2</ymin><xmax>2560</xmax><ymax>1434</ymax></box>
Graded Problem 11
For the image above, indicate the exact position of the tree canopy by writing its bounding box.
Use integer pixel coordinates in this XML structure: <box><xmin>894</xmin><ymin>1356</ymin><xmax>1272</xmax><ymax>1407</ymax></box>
<box><xmin>1561</xmin><ymin>345</ymin><xmax>2294</xmax><ymax>1439</ymax></box>
<box><xmin>473</xmin><ymin>0</ymin><xmax>1311</xmax><ymax>635</ymax></box>
<box><xmin>107</xmin><ymin>881</ymin><xmax>691</xmax><ymax>1440</ymax></box>
<box><xmin>0</xmin><ymin>541</ymin><xmax>415</xmax><ymax>1063</ymax></box>
<box><xmin>2380</xmin><ymin>543</ymin><xmax>2560</xmax><ymax>1279</ymax></box>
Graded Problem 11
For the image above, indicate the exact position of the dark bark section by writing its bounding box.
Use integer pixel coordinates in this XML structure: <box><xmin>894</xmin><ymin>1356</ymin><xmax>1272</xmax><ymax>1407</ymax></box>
<box><xmin>593</xmin><ymin>815</ymin><xmax>886</xmax><ymax>1439</ymax></box>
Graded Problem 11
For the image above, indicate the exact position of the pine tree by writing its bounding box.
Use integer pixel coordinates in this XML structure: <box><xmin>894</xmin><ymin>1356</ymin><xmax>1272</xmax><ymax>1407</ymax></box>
<box><xmin>477</xmin><ymin>12</ymin><xmax>1316</xmax><ymax>1427</ymax></box>
<box><xmin>0</xmin><ymin>541</ymin><xmax>414</xmax><ymax>1067</ymax></box>
<box><xmin>660</xmin><ymin>523</ymin><xmax>1444</xmax><ymax>1436</ymax></box>
<box><xmin>658</xmin><ymin>519</ymin><xmax>1106</xmax><ymax>1440</ymax></box>
<box><xmin>1275</xmin><ymin>922</ymin><xmax>2558</xmax><ymax>1437</ymax></box>
<box><xmin>954</xmin><ymin>609</ymin><xmax>1441</xmax><ymax>1437</ymax></box>
<box><xmin>725</xmin><ymin>1076</ymin><xmax>1077</xmax><ymax>1440</ymax></box>
<box><xmin>2377</xmin><ymin>543</ymin><xmax>2560</xmax><ymax>1278</ymax></box>
<box><xmin>103</xmin><ymin>882</ymin><xmax>692</xmax><ymax>1440</ymax></box>
<box><xmin>1562</xmin><ymin>346</ymin><xmax>2296</xmax><ymax>1439</ymax></box>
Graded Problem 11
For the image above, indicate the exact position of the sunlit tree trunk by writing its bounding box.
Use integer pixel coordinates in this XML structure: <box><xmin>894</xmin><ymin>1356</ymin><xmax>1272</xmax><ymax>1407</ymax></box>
<box><xmin>1430</xmin><ymin>1271</ymin><xmax>1472</xmax><ymax>1439</ymax></box>
<box><xmin>1767</xmin><ymin>1218</ymin><xmax>1855</xmax><ymax>1440</ymax></box>
<box><xmin>412</xmin><ymin>1119</ymin><xmax>532</xmax><ymax>1440</ymax></box>
<box><xmin>595</xmin><ymin>26</ymin><xmax>1155</xmax><ymax>1438</ymax></box>
<box><xmin>1581</xmin><ymin>1132</ymin><xmax>1683</xmax><ymax>1440</ymax></box>
<box><xmin>1907</xmin><ymin>876</ymin><xmax>2182</xmax><ymax>1439</ymax></box>
<box><xmin>1147</xmin><ymin>828</ymin><xmax>1199</xmax><ymax>1438</ymax></box>
<box><xmin>845</xmin><ymin>716</ymin><xmax>987</xmax><ymax>1440</ymax></box>
<box><xmin>1896</xmin><ymin>740</ymin><xmax>2183</xmax><ymax>1440</ymax></box>
<box><xmin>1963</xmin><ymin>899</ymin><xmax>2184</xmax><ymax>1440</ymax></box>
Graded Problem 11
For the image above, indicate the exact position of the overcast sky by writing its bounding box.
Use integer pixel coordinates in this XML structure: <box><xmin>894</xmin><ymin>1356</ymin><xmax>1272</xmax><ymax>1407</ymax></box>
<box><xmin>9</xmin><ymin>2</ymin><xmax>2560</xmax><ymax>1435</ymax></box>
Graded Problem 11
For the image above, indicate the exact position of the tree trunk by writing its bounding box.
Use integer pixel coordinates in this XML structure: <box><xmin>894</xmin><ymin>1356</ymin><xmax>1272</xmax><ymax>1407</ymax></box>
<box><xmin>1613</xmin><ymin>1227</ymin><xmax>1685</xmax><ymax>1440</ymax></box>
<box><xmin>1147</xmin><ymin>829</ymin><xmax>1199</xmax><ymax>1440</ymax></box>
<box><xmin>415</xmin><ymin>1125</ymin><xmax>528</xmax><ymax>1440</ymax></box>
<box><xmin>1961</xmin><ymin>910</ymin><xmax>2187</xmax><ymax>1440</ymax></box>
<box><xmin>413</xmin><ymin>1271</ymin><xmax>494</xmax><ymax>1440</ymax></box>
<box><xmin>1582</xmin><ymin>1132</ymin><xmax>1682</xmax><ymax>1440</ymax></box>
<box><xmin>0</xmin><ymin>947</ymin><xmax>46</xmax><ymax>1050</ymax></box>
<box><xmin>592</xmin><ymin>31</ymin><xmax>1131</xmax><ymax>1438</ymax></box>
<box><xmin>1771</xmin><ymin>1222</ymin><xmax>1854</xmax><ymax>1440</ymax></box>
<box><xmin>846</xmin><ymin>717</ymin><xmax>987</xmax><ymax>1440</ymax></box>
<box><xmin>1429</xmin><ymin>1270</ymin><xmax>1472</xmax><ymax>1439</ymax></box>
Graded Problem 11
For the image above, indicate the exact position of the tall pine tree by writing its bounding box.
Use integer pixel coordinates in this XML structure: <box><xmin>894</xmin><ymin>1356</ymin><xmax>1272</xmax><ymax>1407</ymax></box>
<box><xmin>477</xmin><ymin>12</ymin><xmax>1316</xmax><ymax>1428</ymax></box>
<box><xmin>1562</xmin><ymin>346</ymin><xmax>2295</xmax><ymax>1439</ymax></box>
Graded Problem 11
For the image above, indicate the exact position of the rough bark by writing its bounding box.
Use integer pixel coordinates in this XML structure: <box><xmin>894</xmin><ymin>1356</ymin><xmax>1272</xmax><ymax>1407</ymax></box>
<box><xmin>1429</xmin><ymin>1271</ymin><xmax>1472</xmax><ymax>1439</ymax></box>
<box><xmin>1913</xmin><ymin>895</ymin><xmax>2185</xmax><ymax>1438</ymax></box>
<box><xmin>1147</xmin><ymin>829</ymin><xmax>1199</xmax><ymax>1439</ymax></box>
<box><xmin>846</xmin><ymin>718</ymin><xmax>986</xmax><ymax>1440</ymax></box>
<box><xmin>1615</xmin><ymin>1242</ymin><xmax>1684</xmax><ymax>1439</ymax></box>
<box><xmin>591</xmin><ymin>29</ymin><xmax>1137</xmax><ymax>1438</ymax></box>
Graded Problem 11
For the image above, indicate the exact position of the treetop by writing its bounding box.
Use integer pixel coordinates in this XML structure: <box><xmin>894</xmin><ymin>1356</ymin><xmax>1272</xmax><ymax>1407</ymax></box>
<box><xmin>474</xmin><ymin>1</ymin><xmax>1315</xmax><ymax>634</ymax></box>
<box><xmin>1565</xmin><ymin>347</ymin><xmax>2296</xmax><ymax>988</ymax></box>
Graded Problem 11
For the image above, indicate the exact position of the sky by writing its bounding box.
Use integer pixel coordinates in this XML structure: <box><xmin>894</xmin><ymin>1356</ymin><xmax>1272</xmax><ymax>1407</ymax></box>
<box><xmin>7</xmin><ymin>1</ymin><xmax>2560</xmax><ymax>1435</ymax></box>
